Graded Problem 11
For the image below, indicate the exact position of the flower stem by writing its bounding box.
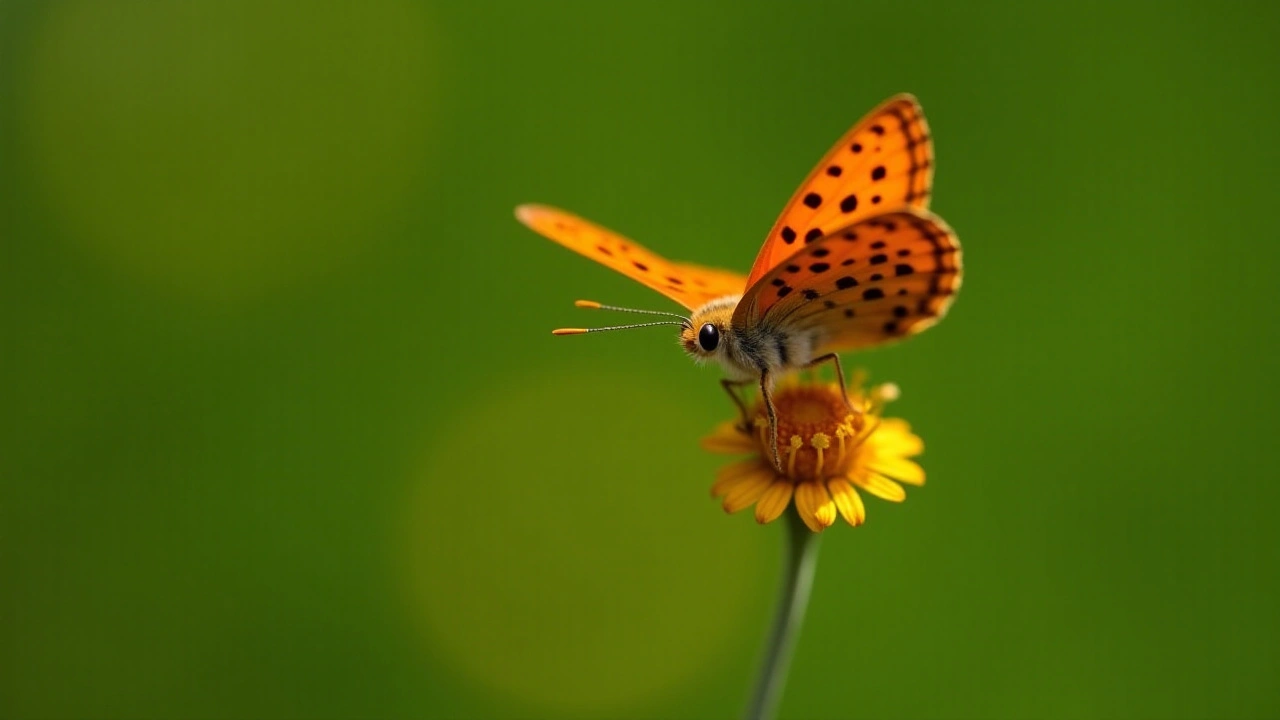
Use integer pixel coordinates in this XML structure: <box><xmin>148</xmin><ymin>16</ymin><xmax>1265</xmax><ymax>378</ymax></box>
<box><xmin>744</xmin><ymin>509</ymin><xmax>822</xmax><ymax>720</ymax></box>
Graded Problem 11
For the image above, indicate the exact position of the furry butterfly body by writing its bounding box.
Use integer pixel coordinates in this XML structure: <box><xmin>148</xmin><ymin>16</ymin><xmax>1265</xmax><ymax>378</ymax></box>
<box><xmin>517</xmin><ymin>94</ymin><xmax>961</xmax><ymax>466</ymax></box>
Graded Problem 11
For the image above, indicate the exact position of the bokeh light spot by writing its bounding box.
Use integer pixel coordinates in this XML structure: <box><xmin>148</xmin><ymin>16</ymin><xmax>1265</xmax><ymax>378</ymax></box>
<box><xmin>403</xmin><ymin>370</ymin><xmax>770</xmax><ymax>716</ymax></box>
<box><xmin>20</xmin><ymin>0</ymin><xmax>435</xmax><ymax>301</ymax></box>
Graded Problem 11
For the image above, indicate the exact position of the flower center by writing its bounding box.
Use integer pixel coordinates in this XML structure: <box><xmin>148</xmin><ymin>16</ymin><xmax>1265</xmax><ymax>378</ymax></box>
<box><xmin>750</xmin><ymin>383</ymin><xmax>870</xmax><ymax>482</ymax></box>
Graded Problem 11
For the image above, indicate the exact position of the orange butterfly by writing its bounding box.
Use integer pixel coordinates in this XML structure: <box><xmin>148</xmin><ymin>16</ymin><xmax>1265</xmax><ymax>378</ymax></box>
<box><xmin>516</xmin><ymin>94</ymin><xmax>961</xmax><ymax>468</ymax></box>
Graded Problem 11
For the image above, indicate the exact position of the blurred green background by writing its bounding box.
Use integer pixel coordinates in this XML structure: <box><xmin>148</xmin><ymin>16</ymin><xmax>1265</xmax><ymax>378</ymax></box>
<box><xmin>2</xmin><ymin>0</ymin><xmax>1278</xmax><ymax>717</ymax></box>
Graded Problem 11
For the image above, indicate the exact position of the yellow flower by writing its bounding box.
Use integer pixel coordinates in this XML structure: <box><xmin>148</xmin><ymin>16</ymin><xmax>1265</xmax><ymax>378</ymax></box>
<box><xmin>703</xmin><ymin>376</ymin><xmax>926</xmax><ymax>532</ymax></box>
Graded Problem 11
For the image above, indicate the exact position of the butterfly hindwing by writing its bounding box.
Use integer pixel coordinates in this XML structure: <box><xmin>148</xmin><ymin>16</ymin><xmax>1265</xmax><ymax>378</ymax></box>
<box><xmin>734</xmin><ymin>209</ymin><xmax>961</xmax><ymax>353</ymax></box>
<box><xmin>516</xmin><ymin>204</ymin><xmax>746</xmax><ymax>310</ymax></box>
<box><xmin>744</xmin><ymin>94</ymin><xmax>933</xmax><ymax>287</ymax></box>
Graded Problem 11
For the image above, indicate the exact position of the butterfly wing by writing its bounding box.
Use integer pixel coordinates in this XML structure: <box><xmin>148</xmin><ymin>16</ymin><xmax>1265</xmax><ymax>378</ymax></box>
<box><xmin>516</xmin><ymin>204</ymin><xmax>747</xmax><ymax>310</ymax></box>
<box><xmin>733</xmin><ymin>209</ymin><xmax>961</xmax><ymax>354</ymax></box>
<box><xmin>744</xmin><ymin>94</ymin><xmax>933</xmax><ymax>287</ymax></box>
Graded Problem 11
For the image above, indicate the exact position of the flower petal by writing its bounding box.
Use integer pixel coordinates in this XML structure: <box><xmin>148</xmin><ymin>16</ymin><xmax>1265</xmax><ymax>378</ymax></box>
<box><xmin>792</xmin><ymin>485</ymin><xmax>822</xmax><ymax>532</ymax></box>
<box><xmin>868</xmin><ymin>455</ymin><xmax>926</xmax><ymax>486</ymax></box>
<box><xmin>794</xmin><ymin>481</ymin><xmax>836</xmax><ymax>531</ymax></box>
<box><xmin>700</xmin><ymin>421</ymin><xmax>755</xmax><ymax>454</ymax></box>
<box><xmin>754</xmin><ymin>480</ymin><xmax>794</xmax><ymax>524</ymax></box>
<box><xmin>827</xmin><ymin>478</ymin><xmax>866</xmax><ymax>526</ymax></box>
<box><xmin>813</xmin><ymin>498</ymin><xmax>837</xmax><ymax>528</ymax></box>
<box><xmin>850</xmin><ymin>470</ymin><xmax>907</xmax><ymax>502</ymax></box>
<box><xmin>711</xmin><ymin>460</ymin><xmax>763</xmax><ymax>498</ymax></box>
<box><xmin>721</xmin><ymin>469</ymin><xmax>775</xmax><ymax>513</ymax></box>
<box><xmin>873</xmin><ymin>418</ymin><xmax>923</xmax><ymax>456</ymax></box>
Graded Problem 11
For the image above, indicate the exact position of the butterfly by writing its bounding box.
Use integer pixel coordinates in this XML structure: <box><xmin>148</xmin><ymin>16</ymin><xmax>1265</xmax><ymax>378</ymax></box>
<box><xmin>516</xmin><ymin>94</ymin><xmax>961</xmax><ymax>469</ymax></box>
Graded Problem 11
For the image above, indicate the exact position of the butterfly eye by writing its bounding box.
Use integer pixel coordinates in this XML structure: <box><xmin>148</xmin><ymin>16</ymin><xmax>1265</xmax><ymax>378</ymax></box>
<box><xmin>698</xmin><ymin>323</ymin><xmax>720</xmax><ymax>352</ymax></box>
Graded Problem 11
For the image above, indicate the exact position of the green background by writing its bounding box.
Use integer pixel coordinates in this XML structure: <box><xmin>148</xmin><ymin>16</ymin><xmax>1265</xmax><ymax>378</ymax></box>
<box><xmin>2</xmin><ymin>1</ymin><xmax>1277</xmax><ymax>717</ymax></box>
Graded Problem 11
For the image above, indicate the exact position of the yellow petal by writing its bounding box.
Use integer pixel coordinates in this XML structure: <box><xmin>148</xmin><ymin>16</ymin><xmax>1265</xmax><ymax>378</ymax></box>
<box><xmin>794</xmin><ymin>481</ymin><xmax>836</xmax><ymax>531</ymax></box>
<box><xmin>721</xmin><ymin>469</ymin><xmax>775</xmax><ymax>514</ymax></box>
<box><xmin>873</xmin><ymin>418</ymin><xmax>923</xmax><ymax>456</ymax></box>
<box><xmin>754</xmin><ymin>480</ymin><xmax>794</xmax><ymax>524</ymax></box>
<box><xmin>850</xmin><ymin>470</ymin><xmax>907</xmax><ymax>502</ymax></box>
<box><xmin>827</xmin><ymin>478</ymin><xmax>866</xmax><ymax>526</ymax></box>
<box><xmin>813</xmin><ymin>498</ymin><xmax>836</xmax><ymax>528</ymax></box>
<box><xmin>711</xmin><ymin>460</ymin><xmax>763</xmax><ymax>498</ymax></box>
<box><xmin>700</xmin><ymin>421</ymin><xmax>755</xmax><ymax>454</ymax></box>
<box><xmin>868</xmin><ymin>455</ymin><xmax>926</xmax><ymax>486</ymax></box>
<box><xmin>792</xmin><ymin>486</ymin><xmax>822</xmax><ymax>532</ymax></box>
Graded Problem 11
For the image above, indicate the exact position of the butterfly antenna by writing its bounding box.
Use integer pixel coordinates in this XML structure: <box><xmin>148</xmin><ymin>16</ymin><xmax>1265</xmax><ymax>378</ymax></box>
<box><xmin>574</xmin><ymin>299</ymin><xmax>690</xmax><ymax>324</ymax></box>
<box><xmin>553</xmin><ymin>321</ymin><xmax>686</xmax><ymax>336</ymax></box>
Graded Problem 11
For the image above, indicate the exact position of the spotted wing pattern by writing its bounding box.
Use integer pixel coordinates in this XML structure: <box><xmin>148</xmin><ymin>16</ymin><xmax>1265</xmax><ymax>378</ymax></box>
<box><xmin>744</xmin><ymin>94</ymin><xmax>933</xmax><ymax>287</ymax></box>
<box><xmin>734</xmin><ymin>209</ymin><xmax>961</xmax><ymax>353</ymax></box>
<box><xmin>516</xmin><ymin>204</ymin><xmax>747</xmax><ymax>310</ymax></box>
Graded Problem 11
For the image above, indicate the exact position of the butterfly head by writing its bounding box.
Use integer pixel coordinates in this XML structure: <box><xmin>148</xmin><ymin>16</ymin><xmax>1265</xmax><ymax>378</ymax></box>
<box><xmin>680</xmin><ymin>296</ymin><xmax>739</xmax><ymax>363</ymax></box>
<box><xmin>681</xmin><ymin>322</ymin><xmax>721</xmax><ymax>356</ymax></box>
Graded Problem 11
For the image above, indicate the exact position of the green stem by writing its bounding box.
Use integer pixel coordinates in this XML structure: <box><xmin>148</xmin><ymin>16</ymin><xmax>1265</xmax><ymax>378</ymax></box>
<box><xmin>744</xmin><ymin>508</ymin><xmax>823</xmax><ymax>720</ymax></box>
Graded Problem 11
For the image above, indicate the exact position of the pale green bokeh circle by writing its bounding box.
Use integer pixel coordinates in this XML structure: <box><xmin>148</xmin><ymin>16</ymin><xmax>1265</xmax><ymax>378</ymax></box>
<box><xmin>404</xmin><ymin>370</ymin><xmax>771</xmax><ymax>716</ymax></box>
<box><xmin>20</xmin><ymin>0</ymin><xmax>434</xmax><ymax>300</ymax></box>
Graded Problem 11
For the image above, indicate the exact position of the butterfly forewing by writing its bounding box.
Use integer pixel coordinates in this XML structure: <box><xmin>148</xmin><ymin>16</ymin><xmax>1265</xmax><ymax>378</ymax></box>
<box><xmin>516</xmin><ymin>204</ymin><xmax>747</xmax><ymax>310</ymax></box>
<box><xmin>735</xmin><ymin>209</ymin><xmax>961</xmax><ymax>353</ymax></box>
<box><xmin>744</xmin><ymin>95</ymin><xmax>933</xmax><ymax>287</ymax></box>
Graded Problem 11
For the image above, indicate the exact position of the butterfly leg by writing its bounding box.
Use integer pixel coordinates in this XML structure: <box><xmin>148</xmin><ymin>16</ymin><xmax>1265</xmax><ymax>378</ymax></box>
<box><xmin>759</xmin><ymin>370</ymin><xmax>782</xmax><ymax>471</ymax></box>
<box><xmin>720</xmin><ymin>378</ymin><xmax>755</xmax><ymax>430</ymax></box>
<box><xmin>804</xmin><ymin>353</ymin><xmax>856</xmax><ymax>413</ymax></box>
